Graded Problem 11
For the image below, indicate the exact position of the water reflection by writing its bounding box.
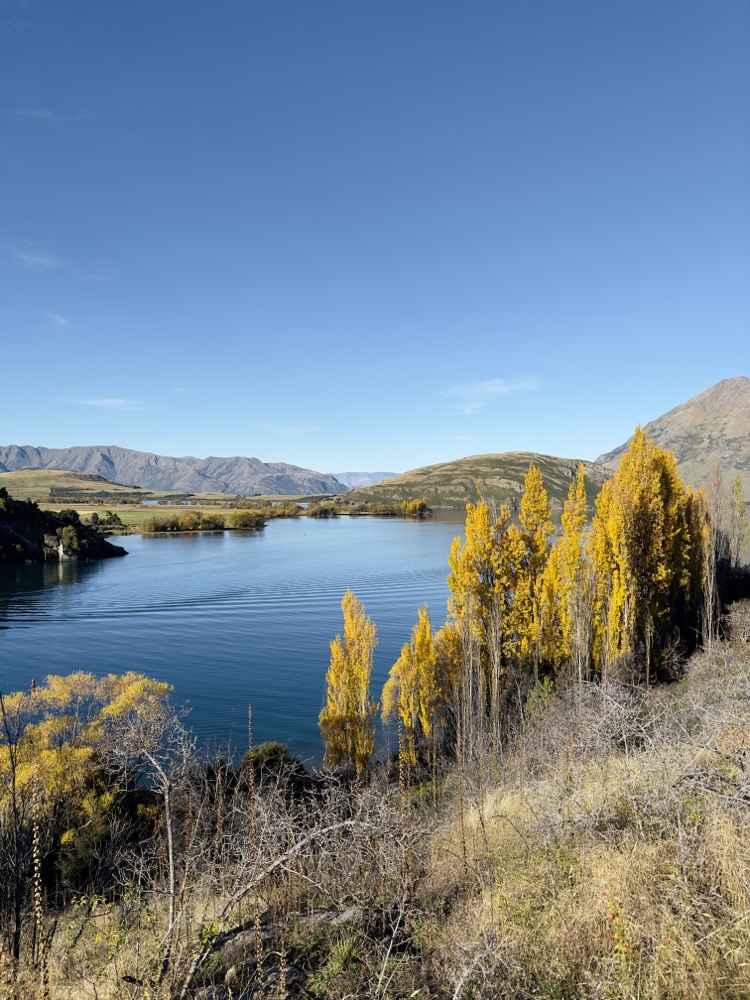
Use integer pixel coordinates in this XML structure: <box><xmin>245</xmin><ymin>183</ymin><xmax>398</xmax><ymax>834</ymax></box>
<box><xmin>0</xmin><ymin>517</ymin><xmax>464</xmax><ymax>763</ymax></box>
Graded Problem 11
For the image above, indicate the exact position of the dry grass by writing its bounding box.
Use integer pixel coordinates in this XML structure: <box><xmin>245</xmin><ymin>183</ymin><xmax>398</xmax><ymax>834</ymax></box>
<box><xmin>428</xmin><ymin>632</ymin><xmax>750</xmax><ymax>999</ymax></box>
<box><xmin>5</xmin><ymin>614</ymin><xmax>750</xmax><ymax>998</ymax></box>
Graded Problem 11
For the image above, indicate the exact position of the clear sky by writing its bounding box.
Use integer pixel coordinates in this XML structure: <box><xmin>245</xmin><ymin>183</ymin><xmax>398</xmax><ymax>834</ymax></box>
<box><xmin>1</xmin><ymin>1</ymin><xmax>748</xmax><ymax>475</ymax></box>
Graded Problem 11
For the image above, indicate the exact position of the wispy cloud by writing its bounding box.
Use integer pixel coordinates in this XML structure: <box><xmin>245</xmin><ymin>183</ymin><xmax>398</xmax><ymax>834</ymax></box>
<box><xmin>7</xmin><ymin>17</ymin><xmax>33</xmax><ymax>30</ymax></box>
<box><xmin>9</xmin><ymin>241</ymin><xmax>111</xmax><ymax>281</ymax></box>
<box><xmin>259</xmin><ymin>421</ymin><xmax>320</xmax><ymax>434</ymax></box>
<box><xmin>66</xmin><ymin>397</ymin><xmax>149</xmax><ymax>412</ymax></box>
<box><xmin>46</xmin><ymin>312</ymin><xmax>73</xmax><ymax>328</ymax></box>
<box><xmin>9</xmin><ymin>109</ymin><xmax>93</xmax><ymax>122</ymax></box>
<box><xmin>13</xmin><ymin>247</ymin><xmax>64</xmax><ymax>271</ymax></box>
<box><xmin>446</xmin><ymin>377</ymin><xmax>538</xmax><ymax>415</ymax></box>
<box><xmin>77</xmin><ymin>264</ymin><xmax>111</xmax><ymax>282</ymax></box>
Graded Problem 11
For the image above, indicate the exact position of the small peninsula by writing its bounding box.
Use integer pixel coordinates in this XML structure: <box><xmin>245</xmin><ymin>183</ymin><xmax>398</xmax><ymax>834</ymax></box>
<box><xmin>0</xmin><ymin>487</ymin><xmax>127</xmax><ymax>564</ymax></box>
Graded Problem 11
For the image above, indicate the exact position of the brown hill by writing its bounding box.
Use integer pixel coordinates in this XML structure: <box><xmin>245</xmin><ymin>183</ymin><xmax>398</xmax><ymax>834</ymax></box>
<box><xmin>0</xmin><ymin>445</ymin><xmax>347</xmax><ymax>496</ymax></box>
<box><xmin>345</xmin><ymin>452</ymin><xmax>611</xmax><ymax>511</ymax></box>
<box><xmin>596</xmin><ymin>376</ymin><xmax>750</xmax><ymax>497</ymax></box>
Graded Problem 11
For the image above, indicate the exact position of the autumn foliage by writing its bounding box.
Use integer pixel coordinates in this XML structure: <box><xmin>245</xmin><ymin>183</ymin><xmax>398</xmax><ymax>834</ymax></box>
<box><xmin>378</xmin><ymin>430</ymin><xmax>745</xmax><ymax>765</ymax></box>
<box><xmin>319</xmin><ymin>589</ymin><xmax>378</xmax><ymax>776</ymax></box>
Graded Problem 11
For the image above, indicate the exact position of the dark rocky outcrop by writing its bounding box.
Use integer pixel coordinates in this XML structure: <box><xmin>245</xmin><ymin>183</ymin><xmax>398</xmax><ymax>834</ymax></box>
<box><xmin>0</xmin><ymin>489</ymin><xmax>127</xmax><ymax>564</ymax></box>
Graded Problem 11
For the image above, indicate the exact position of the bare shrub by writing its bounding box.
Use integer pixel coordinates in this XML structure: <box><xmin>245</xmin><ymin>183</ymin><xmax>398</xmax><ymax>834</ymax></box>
<box><xmin>724</xmin><ymin>600</ymin><xmax>750</xmax><ymax>642</ymax></box>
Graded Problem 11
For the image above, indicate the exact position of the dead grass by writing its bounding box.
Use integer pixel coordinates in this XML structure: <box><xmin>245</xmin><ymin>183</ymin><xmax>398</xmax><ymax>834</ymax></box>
<box><xmin>428</xmin><ymin>635</ymin><xmax>750</xmax><ymax>998</ymax></box>
<box><xmin>6</xmin><ymin>619</ymin><xmax>750</xmax><ymax>998</ymax></box>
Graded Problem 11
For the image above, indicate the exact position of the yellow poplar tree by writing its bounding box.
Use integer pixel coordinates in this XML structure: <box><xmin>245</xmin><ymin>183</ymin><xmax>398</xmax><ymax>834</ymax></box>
<box><xmin>447</xmin><ymin>500</ymin><xmax>501</xmax><ymax>648</ymax></box>
<box><xmin>538</xmin><ymin>463</ymin><xmax>592</xmax><ymax>678</ymax></box>
<box><xmin>319</xmin><ymin>589</ymin><xmax>378</xmax><ymax>776</ymax></box>
<box><xmin>517</xmin><ymin>464</ymin><xmax>555</xmax><ymax>670</ymax></box>
<box><xmin>589</xmin><ymin>427</ymin><xmax>702</xmax><ymax>681</ymax></box>
<box><xmin>382</xmin><ymin>604</ymin><xmax>456</xmax><ymax>765</ymax></box>
<box><xmin>519</xmin><ymin>463</ymin><xmax>555</xmax><ymax>581</ymax></box>
<box><xmin>447</xmin><ymin>500</ymin><xmax>506</xmax><ymax>734</ymax></box>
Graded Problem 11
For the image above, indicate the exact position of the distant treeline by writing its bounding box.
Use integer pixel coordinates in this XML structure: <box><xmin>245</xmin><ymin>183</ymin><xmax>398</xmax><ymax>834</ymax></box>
<box><xmin>139</xmin><ymin>499</ymin><xmax>432</xmax><ymax>532</ymax></box>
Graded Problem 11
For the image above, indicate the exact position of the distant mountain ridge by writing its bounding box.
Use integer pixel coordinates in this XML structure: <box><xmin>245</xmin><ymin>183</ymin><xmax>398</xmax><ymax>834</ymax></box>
<box><xmin>343</xmin><ymin>377</ymin><xmax>750</xmax><ymax>510</ymax></box>
<box><xmin>0</xmin><ymin>445</ymin><xmax>348</xmax><ymax>496</ymax></box>
<box><xmin>330</xmin><ymin>472</ymin><xmax>398</xmax><ymax>489</ymax></box>
<box><xmin>4</xmin><ymin>378</ymin><xmax>747</xmax><ymax>504</ymax></box>
<box><xmin>596</xmin><ymin>376</ymin><xmax>750</xmax><ymax>497</ymax></box>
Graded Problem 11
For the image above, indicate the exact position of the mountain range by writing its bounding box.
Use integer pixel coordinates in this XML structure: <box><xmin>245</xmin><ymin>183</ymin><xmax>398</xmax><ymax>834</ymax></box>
<box><xmin>1</xmin><ymin>377</ymin><xmax>747</xmax><ymax>504</ymax></box>
<box><xmin>345</xmin><ymin>377</ymin><xmax>750</xmax><ymax>509</ymax></box>
<box><xmin>0</xmin><ymin>445</ymin><xmax>348</xmax><ymax>496</ymax></box>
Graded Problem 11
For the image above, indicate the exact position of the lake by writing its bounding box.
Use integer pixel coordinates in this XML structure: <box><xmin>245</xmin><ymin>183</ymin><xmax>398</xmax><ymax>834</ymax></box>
<box><xmin>0</xmin><ymin>515</ymin><xmax>464</xmax><ymax>766</ymax></box>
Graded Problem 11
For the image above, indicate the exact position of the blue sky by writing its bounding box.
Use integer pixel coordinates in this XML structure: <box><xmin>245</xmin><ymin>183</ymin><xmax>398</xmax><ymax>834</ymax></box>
<box><xmin>2</xmin><ymin>1</ymin><xmax>748</xmax><ymax>475</ymax></box>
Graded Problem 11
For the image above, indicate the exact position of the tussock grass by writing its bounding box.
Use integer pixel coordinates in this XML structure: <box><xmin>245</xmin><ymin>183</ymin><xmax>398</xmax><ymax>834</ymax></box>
<box><xmin>5</xmin><ymin>621</ymin><xmax>749</xmax><ymax>998</ymax></box>
<box><xmin>428</xmin><ymin>637</ymin><xmax>750</xmax><ymax>999</ymax></box>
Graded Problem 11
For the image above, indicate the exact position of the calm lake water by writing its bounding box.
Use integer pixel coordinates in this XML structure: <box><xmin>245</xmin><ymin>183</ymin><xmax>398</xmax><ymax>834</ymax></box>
<box><xmin>0</xmin><ymin>515</ymin><xmax>464</xmax><ymax>766</ymax></box>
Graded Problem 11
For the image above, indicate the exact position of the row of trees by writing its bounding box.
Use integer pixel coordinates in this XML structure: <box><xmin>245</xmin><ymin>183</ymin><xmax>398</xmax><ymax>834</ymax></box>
<box><xmin>319</xmin><ymin>429</ymin><xmax>748</xmax><ymax>773</ymax></box>
<box><xmin>140</xmin><ymin>499</ymin><xmax>431</xmax><ymax>532</ymax></box>
<box><xmin>141</xmin><ymin>510</ymin><xmax>264</xmax><ymax>532</ymax></box>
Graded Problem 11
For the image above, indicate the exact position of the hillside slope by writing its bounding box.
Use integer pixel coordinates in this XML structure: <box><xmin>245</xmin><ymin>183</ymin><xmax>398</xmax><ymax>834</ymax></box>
<box><xmin>0</xmin><ymin>445</ymin><xmax>348</xmax><ymax>496</ymax></box>
<box><xmin>596</xmin><ymin>376</ymin><xmax>750</xmax><ymax>496</ymax></box>
<box><xmin>344</xmin><ymin>452</ymin><xmax>611</xmax><ymax>510</ymax></box>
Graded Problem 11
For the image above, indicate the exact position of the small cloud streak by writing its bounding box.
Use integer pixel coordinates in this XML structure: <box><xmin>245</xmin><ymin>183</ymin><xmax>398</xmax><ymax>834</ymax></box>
<box><xmin>67</xmin><ymin>397</ymin><xmax>149</xmax><ymax>412</ymax></box>
<box><xmin>446</xmin><ymin>376</ymin><xmax>538</xmax><ymax>414</ymax></box>
<box><xmin>78</xmin><ymin>264</ymin><xmax>111</xmax><ymax>282</ymax></box>
<box><xmin>259</xmin><ymin>421</ymin><xmax>320</xmax><ymax>434</ymax></box>
<box><xmin>13</xmin><ymin>248</ymin><xmax>64</xmax><ymax>271</ymax></box>
<box><xmin>10</xmin><ymin>109</ymin><xmax>93</xmax><ymax>122</ymax></box>
<box><xmin>46</xmin><ymin>312</ymin><xmax>72</xmax><ymax>328</ymax></box>
<box><xmin>9</xmin><ymin>242</ymin><xmax>111</xmax><ymax>282</ymax></box>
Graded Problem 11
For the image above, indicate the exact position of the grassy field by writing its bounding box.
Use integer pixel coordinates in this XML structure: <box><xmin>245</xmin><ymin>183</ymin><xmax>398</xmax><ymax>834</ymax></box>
<box><xmin>39</xmin><ymin>501</ymin><xmax>311</xmax><ymax>531</ymax></box>
<box><xmin>0</xmin><ymin>469</ymin><xmax>313</xmax><ymax>530</ymax></box>
<box><xmin>0</xmin><ymin>468</ymin><xmax>156</xmax><ymax>500</ymax></box>
<box><xmin>49</xmin><ymin>504</ymin><xmax>196</xmax><ymax>529</ymax></box>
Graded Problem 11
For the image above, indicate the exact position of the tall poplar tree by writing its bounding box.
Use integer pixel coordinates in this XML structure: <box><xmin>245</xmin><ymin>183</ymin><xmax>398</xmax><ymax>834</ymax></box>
<box><xmin>589</xmin><ymin>427</ymin><xmax>704</xmax><ymax>682</ymax></box>
<box><xmin>382</xmin><ymin>605</ymin><xmax>457</xmax><ymax>766</ymax></box>
<box><xmin>446</xmin><ymin>466</ymin><xmax>555</xmax><ymax>741</ymax></box>
<box><xmin>518</xmin><ymin>464</ymin><xmax>555</xmax><ymax>671</ymax></box>
<box><xmin>319</xmin><ymin>589</ymin><xmax>378</xmax><ymax>776</ymax></box>
<box><xmin>382</xmin><ymin>604</ymin><xmax>434</xmax><ymax>765</ymax></box>
<box><xmin>538</xmin><ymin>464</ymin><xmax>593</xmax><ymax>680</ymax></box>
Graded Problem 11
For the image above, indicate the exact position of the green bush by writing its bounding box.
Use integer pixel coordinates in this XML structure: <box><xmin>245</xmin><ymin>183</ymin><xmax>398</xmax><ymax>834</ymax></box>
<box><xmin>57</xmin><ymin>508</ymin><xmax>81</xmax><ymax>524</ymax></box>
<box><xmin>57</xmin><ymin>524</ymin><xmax>80</xmax><ymax>551</ymax></box>
<box><xmin>274</xmin><ymin>502</ymin><xmax>303</xmax><ymax>518</ymax></box>
<box><xmin>307</xmin><ymin>503</ymin><xmax>339</xmax><ymax>518</ymax></box>
<box><xmin>228</xmin><ymin>510</ymin><xmax>266</xmax><ymax>530</ymax></box>
<box><xmin>369</xmin><ymin>503</ymin><xmax>399</xmax><ymax>517</ymax></box>
<box><xmin>142</xmin><ymin>515</ymin><xmax>180</xmax><ymax>532</ymax></box>
<box><xmin>199</xmin><ymin>512</ymin><xmax>225</xmax><ymax>530</ymax></box>
<box><xmin>177</xmin><ymin>511</ymin><xmax>202</xmax><ymax>531</ymax></box>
